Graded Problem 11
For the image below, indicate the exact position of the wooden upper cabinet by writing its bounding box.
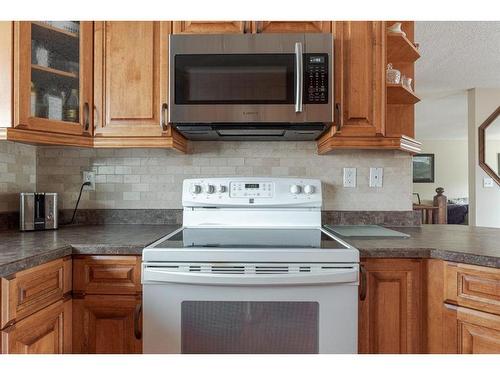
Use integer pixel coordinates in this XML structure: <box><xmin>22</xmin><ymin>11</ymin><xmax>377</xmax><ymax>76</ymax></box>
<box><xmin>252</xmin><ymin>21</ymin><xmax>331</xmax><ymax>33</ymax></box>
<box><xmin>173</xmin><ymin>21</ymin><xmax>247</xmax><ymax>34</ymax></box>
<box><xmin>334</xmin><ymin>21</ymin><xmax>385</xmax><ymax>137</ymax></box>
<box><xmin>172</xmin><ymin>21</ymin><xmax>331</xmax><ymax>34</ymax></box>
<box><xmin>359</xmin><ymin>258</ymin><xmax>423</xmax><ymax>354</ymax></box>
<box><xmin>93</xmin><ymin>21</ymin><xmax>169</xmax><ymax>138</ymax></box>
<box><xmin>11</xmin><ymin>21</ymin><xmax>93</xmax><ymax>143</ymax></box>
<box><xmin>0</xmin><ymin>22</ymin><xmax>13</xmax><ymax>137</ymax></box>
<box><xmin>1</xmin><ymin>299</ymin><xmax>72</xmax><ymax>354</ymax></box>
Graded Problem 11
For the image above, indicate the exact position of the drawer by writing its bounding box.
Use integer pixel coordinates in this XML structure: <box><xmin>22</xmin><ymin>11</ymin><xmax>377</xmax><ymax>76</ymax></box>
<box><xmin>445</xmin><ymin>262</ymin><xmax>500</xmax><ymax>315</ymax></box>
<box><xmin>73</xmin><ymin>256</ymin><xmax>141</xmax><ymax>295</ymax></box>
<box><xmin>1</xmin><ymin>257</ymin><xmax>72</xmax><ymax>329</ymax></box>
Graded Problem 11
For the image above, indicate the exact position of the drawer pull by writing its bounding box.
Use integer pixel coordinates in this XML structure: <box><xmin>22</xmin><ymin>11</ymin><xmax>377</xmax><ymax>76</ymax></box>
<box><xmin>134</xmin><ymin>302</ymin><xmax>142</xmax><ymax>340</ymax></box>
<box><xmin>359</xmin><ymin>265</ymin><xmax>367</xmax><ymax>301</ymax></box>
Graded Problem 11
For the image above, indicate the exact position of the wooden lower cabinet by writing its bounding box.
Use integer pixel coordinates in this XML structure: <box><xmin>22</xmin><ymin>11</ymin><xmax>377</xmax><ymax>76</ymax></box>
<box><xmin>72</xmin><ymin>295</ymin><xmax>142</xmax><ymax>354</ymax></box>
<box><xmin>1</xmin><ymin>257</ymin><xmax>72</xmax><ymax>329</ymax></box>
<box><xmin>458</xmin><ymin>308</ymin><xmax>500</xmax><ymax>353</ymax></box>
<box><xmin>442</xmin><ymin>304</ymin><xmax>500</xmax><ymax>354</ymax></box>
<box><xmin>358</xmin><ymin>258</ymin><xmax>423</xmax><ymax>354</ymax></box>
<box><xmin>1</xmin><ymin>299</ymin><xmax>72</xmax><ymax>354</ymax></box>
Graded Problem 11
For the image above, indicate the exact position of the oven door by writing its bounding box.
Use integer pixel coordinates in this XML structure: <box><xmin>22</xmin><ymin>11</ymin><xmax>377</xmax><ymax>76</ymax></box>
<box><xmin>168</xmin><ymin>33</ymin><xmax>333</xmax><ymax>124</ymax></box>
<box><xmin>142</xmin><ymin>263</ymin><xmax>358</xmax><ymax>354</ymax></box>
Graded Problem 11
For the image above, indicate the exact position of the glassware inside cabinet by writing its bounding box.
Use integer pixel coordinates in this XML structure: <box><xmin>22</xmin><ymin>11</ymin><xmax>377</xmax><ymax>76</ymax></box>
<box><xmin>30</xmin><ymin>22</ymin><xmax>80</xmax><ymax>123</ymax></box>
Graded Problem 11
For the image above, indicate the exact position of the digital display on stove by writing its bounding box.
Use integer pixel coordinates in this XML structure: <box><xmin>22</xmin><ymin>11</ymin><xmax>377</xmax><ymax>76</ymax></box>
<box><xmin>245</xmin><ymin>184</ymin><xmax>259</xmax><ymax>189</ymax></box>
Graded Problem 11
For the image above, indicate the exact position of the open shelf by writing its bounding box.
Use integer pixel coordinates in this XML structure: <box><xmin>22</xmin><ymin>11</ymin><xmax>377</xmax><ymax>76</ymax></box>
<box><xmin>387</xmin><ymin>33</ymin><xmax>421</xmax><ymax>63</ymax></box>
<box><xmin>32</xmin><ymin>64</ymin><xmax>78</xmax><ymax>79</ymax></box>
<box><xmin>387</xmin><ymin>83</ymin><xmax>420</xmax><ymax>105</ymax></box>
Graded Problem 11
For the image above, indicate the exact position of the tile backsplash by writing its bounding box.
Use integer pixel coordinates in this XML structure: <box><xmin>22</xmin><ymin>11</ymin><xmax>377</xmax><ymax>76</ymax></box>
<box><xmin>36</xmin><ymin>142</ymin><xmax>412</xmax><ymax>211</ymax></box>
<box><xmin>0</xmin><ymin>141</ymin><xmax>37</xmax><ymax>212</ymax></box>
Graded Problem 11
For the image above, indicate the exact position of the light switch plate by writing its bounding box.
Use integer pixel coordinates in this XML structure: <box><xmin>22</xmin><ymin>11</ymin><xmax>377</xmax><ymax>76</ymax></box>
<box><xmin>369</xmin><ymin>167</ymin><xmax>383</xmax><ymax>188</ymax></box>
<box><xmin>483</xmin><ymin>177</ymin><xmax>494</xmax><ymax>188</ymax></box>
<box><xmin>343</xmin><ymin>167</ymin><xmax>356</xmax><ymax>188</ymax></box>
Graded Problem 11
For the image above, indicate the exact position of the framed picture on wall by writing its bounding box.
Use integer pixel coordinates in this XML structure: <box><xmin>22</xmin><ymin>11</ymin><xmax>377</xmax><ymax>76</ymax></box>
<box><xmin>413</xmin><ymin>154</ymin><xmax>435</xmax><ymax>183</ymax></box>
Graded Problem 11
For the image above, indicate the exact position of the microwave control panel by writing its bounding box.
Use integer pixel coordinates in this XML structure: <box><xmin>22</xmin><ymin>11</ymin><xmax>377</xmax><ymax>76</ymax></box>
<box><xmin>303</xmin><ymin>54</ymin><xmax>329</xmax><ymax>104</ymax></box>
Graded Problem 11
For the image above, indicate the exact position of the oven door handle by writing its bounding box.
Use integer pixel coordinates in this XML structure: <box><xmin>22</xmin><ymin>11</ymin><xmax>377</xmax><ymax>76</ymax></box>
<box><xmin>143</xmin><ymin>267</ymin><xmax>358</xmax><ymax>286</ymax></box>
<box><xmin>295</xmin><ymin>41</ymin><xmax>303</xmax><ymax>113</ymax></box>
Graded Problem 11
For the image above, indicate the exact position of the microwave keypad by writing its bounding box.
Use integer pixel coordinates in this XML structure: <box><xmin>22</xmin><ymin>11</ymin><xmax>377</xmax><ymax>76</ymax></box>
<box><xmin>303</xmin><ymin>54</ymin><xmax>328</xmax><ymax>104</ymax></box>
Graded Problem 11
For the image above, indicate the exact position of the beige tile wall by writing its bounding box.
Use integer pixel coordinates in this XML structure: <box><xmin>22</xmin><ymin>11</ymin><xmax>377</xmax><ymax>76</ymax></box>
<box><xmin>37</xmin><ymin>142</ymin><xmax>412</xmax><ymax>211</ymax></box>
<box><xmin>0</xmin><ymin>141</ymin><xmax>37</xmax><ymax>212</ymax></box>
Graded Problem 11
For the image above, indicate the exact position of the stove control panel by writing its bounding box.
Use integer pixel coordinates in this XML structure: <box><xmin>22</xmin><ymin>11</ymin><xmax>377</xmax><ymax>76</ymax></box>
<box><xmin>183</xmin><ymin>178</ymin><xmax>322</xmax><ymax>207</ymax></box>
<box><xmin>230</xmin><ymin>182</ymin><xmax>273</xmax><ymax>198</ymax></box>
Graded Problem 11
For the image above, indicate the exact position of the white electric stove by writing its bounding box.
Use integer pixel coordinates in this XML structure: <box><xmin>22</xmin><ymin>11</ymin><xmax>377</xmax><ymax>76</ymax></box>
<box><xmin>142</xmin><ymin>177</ymin><xmax>359</xmax><ymax>354</ymax></box>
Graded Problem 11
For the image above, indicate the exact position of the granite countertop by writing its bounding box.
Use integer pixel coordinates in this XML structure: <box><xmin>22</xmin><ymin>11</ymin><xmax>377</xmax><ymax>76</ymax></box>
<box><xmin>343</xmin><ymin>225</ymin><xmax>500</xmax><ymax>268</ymax></box>
<box><xmin>0</xmin><ymin>224</ymin><xmax>179</xmax><ymax>277</ymax></box>
<box><xmin>0</xmin><ymin>224</ymin><xmax>499</xmax><ymax>277</ymax></box>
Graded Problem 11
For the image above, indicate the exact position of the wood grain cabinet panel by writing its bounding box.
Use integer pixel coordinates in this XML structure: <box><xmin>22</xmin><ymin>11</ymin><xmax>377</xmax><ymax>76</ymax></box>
<box><xmin>252</xmin><ymin>21</ymin><xmax>331</xmax><ymax>33</ymax></box>
<box><xmin>1</xmin><ymin>257</ymin><xmax>71</xmax><ymax>329</ymax></box>
<box><xmin>334</xmin><ymin>21</ymin><xmax>385</xmax><ymax>137</ymax></box>
<box><xmin>94</xmin><ymin>21</ymin><xmax>169</xmax><ymax>137</ymax></box>
<box><xmin>73</xmin><ymin>255</ymin><xmax>141</xmax><ymax>295</ymax></box>
<box><xmin>359</xmin><ymin>258</ymin><xmax>423</xmax><ymax>354</ymax></box>
<box><xmin>172</xmin><ymin>21</ymin><xmax>247</xmax><ymax>34</ymax></box>
<box><xmin>72</xmin><ymin>295</ymin><xmax>141</xmax><ymax>354</ymax></box>
<box><xmin>445</xmin><ymin>262</ymin><xmax>500</xmax><ymax>315</ymax></box>
<box><xmin>443</xmin><ymin>304</ymin><xmax>500</xmax><ymax>354</ymax></box>
<box><xmin>1</xmin><ymin>299</ymin><xmax>72</xmax><ymax>354</ymax></box>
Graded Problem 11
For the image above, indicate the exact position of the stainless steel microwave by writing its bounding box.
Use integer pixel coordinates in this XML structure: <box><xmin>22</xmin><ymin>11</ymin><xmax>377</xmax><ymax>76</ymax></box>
<box><xmin>168</xmin><ymin>33</ymin><xmax>333</xmax><ymax>140</ymax></box>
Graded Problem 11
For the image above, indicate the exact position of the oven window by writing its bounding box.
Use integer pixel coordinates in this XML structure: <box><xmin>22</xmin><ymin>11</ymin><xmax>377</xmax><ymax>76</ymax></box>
<box><xmin>175</xmin><ymin>54</ymin><xmax>295</xmax><ymax>104</ymax></box>
<box><xmin>181</xmin><ymin>301</ymin><xmax>319</xmax><ymax>354</ymax></box>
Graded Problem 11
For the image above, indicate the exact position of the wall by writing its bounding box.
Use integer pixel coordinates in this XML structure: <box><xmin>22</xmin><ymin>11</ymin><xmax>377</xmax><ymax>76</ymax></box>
<box><xmin>36</xmin><ymin>142</ymin><xmax>413</xmax><ymax>211</ymax></box>
<box><xmin>485</xmin><ymin>140</ymin><xmax>500</xmax><ymax>175</ymax></box>
<box><xmin>413</xmin><ymin>140</ymin><xmax>468</xmax><ymax>203</ymax></box>
<box><xmin>0</xmin><ymin>141</ymin><xmax>37</xmax><ymax>212</ymax></box>
<box><xmin>468</xmin><ymin>88</ymin><xmax>500</xmax><ymax>228</ymax></box>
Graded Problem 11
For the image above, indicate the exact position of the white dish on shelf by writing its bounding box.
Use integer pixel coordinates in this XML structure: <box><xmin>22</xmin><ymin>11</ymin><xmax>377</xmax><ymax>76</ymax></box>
<box><xmin>387</xmin><ymin>22</ymin><xmax>406</xmax><ymax>37</ymax></box>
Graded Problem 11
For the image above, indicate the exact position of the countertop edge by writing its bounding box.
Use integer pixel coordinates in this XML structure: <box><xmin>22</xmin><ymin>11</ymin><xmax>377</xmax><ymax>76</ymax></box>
<box><xmin>1</xmin><ymin>230</ymin><xmax>500</xmax><ymax>277</ymax></box>
<box><xmin>0</xmin><ymin>245</ymin><xmax>73</xmax><ymax>277</ymax></box>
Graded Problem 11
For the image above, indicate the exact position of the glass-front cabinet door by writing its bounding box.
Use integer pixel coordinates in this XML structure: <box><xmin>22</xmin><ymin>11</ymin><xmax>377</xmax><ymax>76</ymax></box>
<box><xmin>13</xmin><ymin>21</ymin><xmax>93</xmax><ymax>137</ymax></box>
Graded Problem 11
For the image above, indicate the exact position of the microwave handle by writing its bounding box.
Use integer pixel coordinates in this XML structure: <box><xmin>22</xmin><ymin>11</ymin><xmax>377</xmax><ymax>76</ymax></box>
<box><xmin>143</xmin><ymin>267</ymin><xmax>358</xmax><ymax>286</ymax></box>
<box><xmin>295</xmin><ymin>42</ymin><xmax>303</xmax><ymax>113</ymax></box>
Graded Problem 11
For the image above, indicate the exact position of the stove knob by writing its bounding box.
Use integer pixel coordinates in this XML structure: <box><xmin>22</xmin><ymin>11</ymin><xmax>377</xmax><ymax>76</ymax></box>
<box><xmin>190</xmin><ymin>184</ymin><xmax>202</xmax><ymax>194</ymax></box>
<box><xmin>204</xmin><ymin>184</ymin><xmax>215</xmax><ymax>194</ymax></box>
<box><xmin>304</xmin><ymin>185</ymin><xmax>315</xmax><ymax>195</ymax></box>
<box><xmin>290</xmin><ymin>184</ymin><xmax>302</xmax><ymax>195</ymax></box>
<box><xmin>217</xmin><ymin>185</ymin><xmax>227</xmax><ymax>193</ymax></box>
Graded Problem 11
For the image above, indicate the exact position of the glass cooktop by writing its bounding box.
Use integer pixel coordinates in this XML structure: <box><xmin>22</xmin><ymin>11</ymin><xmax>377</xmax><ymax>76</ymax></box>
<box><xmin>151</xmin><ymin>228</ymin><xmax>348</xmax><ymax>249</ymax></box>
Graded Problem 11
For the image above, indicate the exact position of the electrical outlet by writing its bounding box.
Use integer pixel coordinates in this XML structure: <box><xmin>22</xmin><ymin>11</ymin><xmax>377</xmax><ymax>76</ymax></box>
<box><xmin>83</xmin><ymin>171</ymin><xmax>95</xmax><ymax>191</ymax></box>
<box><xmin>343</xmin><ymin>167</ymin><xmax>356</xmax><ymax>188</ymax></box>
<box><xmin>369</xmin><ymin>167</ymin><xmax>383</xmax><ymax>188</ymax></box>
